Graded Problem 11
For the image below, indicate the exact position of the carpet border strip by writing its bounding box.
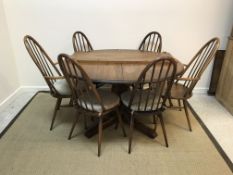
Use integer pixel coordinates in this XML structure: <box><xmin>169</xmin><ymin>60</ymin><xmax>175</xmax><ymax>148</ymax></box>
<box><xmin>0</xmin><ymin>91</ymin><xmax>49</xmax><ymax>138</ymax></box>
<box><xmin>188</xmin><ymin>102</ymin><xmax>233</xmax><ymax>172</ymax></box>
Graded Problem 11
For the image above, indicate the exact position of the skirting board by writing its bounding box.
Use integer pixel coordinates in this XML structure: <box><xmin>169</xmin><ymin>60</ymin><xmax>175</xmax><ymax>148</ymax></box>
<box><xmin>0</xmin><ymin>86</ymin><xmax>49</xmax><ymax>135</ymax></box>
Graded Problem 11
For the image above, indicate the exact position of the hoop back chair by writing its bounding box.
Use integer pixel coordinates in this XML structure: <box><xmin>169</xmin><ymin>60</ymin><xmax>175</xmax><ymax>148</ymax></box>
<box><xmin>72</xmin><ymin>31</ymin><xmax>93</xmax><ymax>52</ymax></box>
<box><xmin>58</xmin><ymin>54</ymin><xmax>126</xmax><ymax>157</ymax></box>
<box><xmin>169</xmin><ymin>37</ymin><xmax>220</xmax><ymax>131</ymax></box>
<box><xmin>120</xmin><ymin>57</ymin><xmax>177</xmax><ymax>153</ymax></box>
<box><xmin>139</xmin><ymin>31</ymin><xmax>162</xmax><ymax>52</ymax></box>
<box><xmin>24</xmin><ymin>35</ymin><xmax>71</xmax><ymax>131</ymax></box>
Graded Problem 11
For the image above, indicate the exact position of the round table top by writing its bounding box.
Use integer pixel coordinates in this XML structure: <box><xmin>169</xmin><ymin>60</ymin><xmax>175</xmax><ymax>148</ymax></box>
<box><xmin>71</xmin><ymin>49</ymin><xmax>184</xmax><ymax>84</ymax></box>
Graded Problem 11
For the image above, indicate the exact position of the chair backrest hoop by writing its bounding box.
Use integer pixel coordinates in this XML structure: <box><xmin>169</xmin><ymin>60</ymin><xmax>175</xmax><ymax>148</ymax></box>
<box><xmin>58</xmin><ymin>54</ymin><xmax>105</xmax><ymax>113</ymax></box>
<box><xmin>23</xmin><ymin>35</ymin><xmax>61</xmax><ymax>96</ymax></box>
<box><xmin>139</xmin><ymin>31</ymin><xmax>162</xmax><ymax>52</ymax></box>
<box><xmin>72</xmin><ymin>31</ymin><xmax>93</xmax><ymax>52</ymax></box>
<box><xmin>128</xmin><ymin>56</ymin><xmax>177</xmax><ymax>112</ymax></box>
<box><xmin>181</xmin><ymin>37</ymin><xmax>220</xmax><ymax>97</ymax></box>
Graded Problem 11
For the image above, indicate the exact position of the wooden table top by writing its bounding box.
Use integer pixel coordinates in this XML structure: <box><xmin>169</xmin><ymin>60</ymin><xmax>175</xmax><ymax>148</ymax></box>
<box><xmin>71</xmin><ymin>49</ymin><xmax>184</xmax><ymax>84</ymax></box>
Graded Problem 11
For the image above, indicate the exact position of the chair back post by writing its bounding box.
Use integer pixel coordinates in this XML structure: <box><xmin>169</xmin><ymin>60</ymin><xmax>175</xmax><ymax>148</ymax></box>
<box><xmin>128</xmin><ymin>57</ymin><xmax>177</xmax><ymax>112</ymax></box>
<box><xmin>23</xmin><ymin>35</ymin><xmax>61</xmax><ymax>96</ymax></box>
<box><xmin>72</xmin><ymin>31</ymin><xmax>93</xmax><ymax>52</ymax></box>
<box><xmin>182</xmin><ymin>38</ymin><xmax>220</xmax><ymax>97</ymax></box>
<box><xmin>58</xmin><ymin>54</ymin><xmax>105</xmax><ymax>113</ymax></box>
<box><xmin>139</xmin><ymin>31</ymin><xmax>162</xmax><ymax>52</ymax></box>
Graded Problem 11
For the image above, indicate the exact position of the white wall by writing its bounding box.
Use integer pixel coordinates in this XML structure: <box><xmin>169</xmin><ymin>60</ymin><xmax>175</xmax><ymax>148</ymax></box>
<box><xmin>0</xmin><ymin>0</ymin><xmax>19</xmax><ymax>104</ymax></box>
<box><xmin>2</xmin><ymin>0</ymin><xmax>233</xmax><ymax>89</ymax></box>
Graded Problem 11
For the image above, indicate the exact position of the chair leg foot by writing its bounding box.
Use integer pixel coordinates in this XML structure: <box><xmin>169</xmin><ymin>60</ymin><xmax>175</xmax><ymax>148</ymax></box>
<box><xmin>116</xmin><ymin>109</ymin><xmax>126</xmax><ymax>137</ymax></box>
<box><xmin>153</xmin><ymin>115</ymin><xmax>158</xmax><ymax>132</ymax></box>
<box><xmin>183</xmin><ymin>100</ymin><xmax>192</xmax><ymax>132</ymax></box>
<box><xmin>178</xmin><ymin>99</ymin><xmax>182</xmax><ymax>111</ymax></box>
<box><xmin>50</xmin><ymin>98</ymin><xmax>62</xmax><ymax>131</ymax></box>
<box><xmin>168</xmin><ymin>98</ymin><xmax>173</xmax><ymax>107</ymax></box>
<box><xmin>68</xmin><ymin>110</ymin><xmax>80</xmax><ymax>140</ymax></box>
<box><xmin>158</xmin><ymin>113</ymin><xmax>168</xmax><ymax>147</ymax></box>
<box><xmin>128</xmin><ymin>113</ymin><xmax>134</xmax><ymax>154</ymax></box>
<box><xmin>98</xmin><ymin>117</ymin><xmax>103</xmax><ymax>157</ymax></box>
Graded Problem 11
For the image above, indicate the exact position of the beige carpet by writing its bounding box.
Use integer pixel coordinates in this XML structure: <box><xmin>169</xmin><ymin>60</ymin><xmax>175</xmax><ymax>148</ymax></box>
<box><xmin>0</xmin><ymin>93</ymin><xmax>231</xmax><ymax>175</ymax></box>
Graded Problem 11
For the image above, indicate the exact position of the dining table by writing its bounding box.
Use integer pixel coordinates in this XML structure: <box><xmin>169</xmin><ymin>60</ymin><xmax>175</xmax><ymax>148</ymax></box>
<box><xmin>70</xmin><ymin>49</ymin><xmax>185</xmax><ymax>139</ymax></box>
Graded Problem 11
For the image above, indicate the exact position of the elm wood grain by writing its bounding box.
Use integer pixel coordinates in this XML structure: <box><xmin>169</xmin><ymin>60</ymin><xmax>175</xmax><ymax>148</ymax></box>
<box><xmin>121</xmin><ymin>58</ymin><xmax>177</xmax><ymax>153</ymax></box>
<box><xmin>24</xmin><ymin>35</ymin><xmax>72</xmax><ymax>131</ymax></box>
<box><xmin>169</xmin><ymin>38</ymin><xmax>220</xmax><ymax>131</ymax></box>
<box><xmin>70</xmin><ymin>49</ymin><xmax>185</xmax><ymax>139</ymax></box>
<box><xmin>216</xmin><ymin>37</ymin><xmax>233</xmax><ymax>115</ymax></box>
<box><xmin>139</xmin><ymin>31</ymin><xmax>162</xmax><ymax>52</ymax></box>
<box><xmin>58</xmin><ymin>54</ymin><xmax>126</xmax><ymax>157</ymax></box>
<box><xmin>72</xmin><ymin>31</ymin><xmax>93</xmax><ymax>52</ymax></box>
<box><xmin>71</xmin><ymin>50</ymin><xmax>184</xmax><ymax>84</ymax></box>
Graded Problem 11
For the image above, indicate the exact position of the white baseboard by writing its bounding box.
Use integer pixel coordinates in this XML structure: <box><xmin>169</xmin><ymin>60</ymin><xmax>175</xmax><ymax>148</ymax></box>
<box><xmin>0</xmin><ymin>86</ymin><xmax>48</xmax><ymax>108</ymax></box>
<box><xmin>0</xmin><ymin>87</ymin><xmax>21</xmax><ymax>107</ymax></box>
<box><xmin>0</xmin><ymin>85</ymin><xmax>208</xmax><ymax>108</ymax></box>
<box><xmin>19</xmin><ymin>86</ymin><xmax>49</xmax><ymax>92</ymax></box>
<box><xmin>0</xmin><ymin>86</ymin><xmax>45</xmax><ymax>135</ymax></box>
<box><xmin>193</xmin><ymin>88</ymin><xmax>209</xmax><ymax>94</ymax></box>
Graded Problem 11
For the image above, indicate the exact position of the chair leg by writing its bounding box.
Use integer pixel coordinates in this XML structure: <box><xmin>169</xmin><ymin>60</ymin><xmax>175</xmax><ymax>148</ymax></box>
<box><xmin>114</xmin><ymin>121</ymin><xmax>119</xmax><ymax>130</ymax></box>
<box><xmin>98</xmin><ymin>117</ymin><xmax>103</xmax><ymax>157</ymax></box>
<box><xmin>50</xmin><ymin>97</ymin><xmax>62</xmax><ymax>131</ymax></box>
<box><xmin>68</xmin><ymin>98</ymin><xmax>73</xmax><ymax>106</ymax></box>
<box><xmin>68</xmin><ymin>110</ymin><xmax>80</xmax><ymax>140</ymax></box>
<box><xmin>84</xmin><ymin>116</ymin><xmax>88</xmax><ymax>130</ymax></box>
<box><xmin>168</xmin><ymin>98</ymin><xmax>173</xmax><ymax>107</ymax></box>
<box><xmin>128</xmin><ymin>113</ymin><xmax>134</xmax><ymax>154</ymax></box>
<box><xmin>153</xmin><ymin>115</ymin><xmax>158</xmax><ymax>132</ymax></box>
<box><xmin>158</xmin><ymin>113</ymin><xmax>168</xmax><ymax>147</ymax></box>
<box><xmin>116</xmin><ymin>108</ymin><xmax>126</xmax><ymax>137</ymax></box>
<box><xmin>178</xmin><ymin>99</ymin><xmax>182</xmax><ymax>111</ymax></box>
<box><xmin>183</xmin><ymin>100</ymin><xmax>192</xmax><ymax>132</ymax></box>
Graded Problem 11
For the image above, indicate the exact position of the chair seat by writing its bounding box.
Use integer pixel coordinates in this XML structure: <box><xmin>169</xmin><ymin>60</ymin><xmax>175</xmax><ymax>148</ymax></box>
<box><xmin>53</xmin><ymin>79</ymin><xmax>71</xmax><ymax>96</ymax></box>
<box><xmin>170</xmin><ymin>83</ymin><xmax>192</xmax><ymax>99</ymax></box>
<box><xmin>121</xmin><ymin>90</ymin><xmax>161</xmax><ymax>111</ymax></box>
<box><xmin>78</xmin><ymin>89</ymin><xmax>120</xmax><ymax>112</ymax></box>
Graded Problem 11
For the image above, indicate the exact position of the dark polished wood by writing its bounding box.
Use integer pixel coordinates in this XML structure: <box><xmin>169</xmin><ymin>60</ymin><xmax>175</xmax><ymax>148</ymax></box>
<box><xmin>120</xmin><ymin>57</ymin><xmax>177</xmax><ymax>153</ymax></box>
<box><xmin>71</xmin><ymin>49</ymin><xmax>184</xmax><ymax>84</ymax></box>
<box><xmin>139</xmin><ymin>31</ymin><xmax>162</xmax><ymax>52</ymax></box>
<box><xmin>24</xmin><ymin>35</ymin><xmax>71</xmax><ymax>131</ymax></box>
<box><xmin>70</xmin><ymin>49</ymin><xmax>185</xmax><ymax>139</ymax></box>
<box><xmin>58</xmin><ymin>54</ymin><xmax>126</xmax><ymax>157</ymax></box>
<box><xmin>169</xmin><ymin>38</ymin><xmax>220</xmax><ymax>131</ymax></box>
<box><xmin>72</xmin><ymin>31</ymin><xmax>93</xmax><ymax>52</ymax></box>
<box><xmin>208</xmin><ymin>50</ymin><xmax>225</xmax><ymax>95</ymax></box>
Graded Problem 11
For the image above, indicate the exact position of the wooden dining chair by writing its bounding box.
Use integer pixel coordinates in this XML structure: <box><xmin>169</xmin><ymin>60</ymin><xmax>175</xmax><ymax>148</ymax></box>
<box><xmin>168</xmin><ymin>37</ymin><xmax>220</xmax><ymax>131</ymax></box>
<box><xmin>58</xmin><ymin>54</ymin><xmax>126</xmax><ymax>157</ymax></box>
<box><xmin>72</xmin><ymin>31</ymin><xmax>106</xmax><ymax>88</ymax></box>
<box><xmin>72</xmin><ymin>31</ymin><xmax>93</xmax><ymax>52</ymax></box>
<box><xmin>120</xmin><ymin>57</ymin><xmax>177</xmax><ymax>154</ymax></box>
<box><xmin>24</xmin><ymin>35</ymin><xmax>72</xmax><ymax>131</ymax></box>
<box><xmin>139</xmin><ymin>31</ymin><xmax>162</xmax><ymax>52</ymax></box>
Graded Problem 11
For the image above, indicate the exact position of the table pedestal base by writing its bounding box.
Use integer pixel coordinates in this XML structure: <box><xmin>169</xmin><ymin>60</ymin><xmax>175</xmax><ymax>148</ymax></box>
<box><xmin>84</xmin><ymin>84</ymin><xmax>157</xmax><ymax>139</ymax></box>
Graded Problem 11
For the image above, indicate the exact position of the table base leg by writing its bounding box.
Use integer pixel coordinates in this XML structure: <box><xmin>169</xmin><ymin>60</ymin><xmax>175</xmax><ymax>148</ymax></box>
<box><xmin>122</xmin><ymin>115</ymin><xmax>157</xmax><ymax>139</ymax></box>
<box><xmin>84</xmin><ymin>116</ymin><xmax>116</xmax><ymax>138</ymax></box>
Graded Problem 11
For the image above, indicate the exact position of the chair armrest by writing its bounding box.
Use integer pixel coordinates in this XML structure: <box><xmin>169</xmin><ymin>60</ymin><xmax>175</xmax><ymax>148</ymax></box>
<box><xmin>44</xmin><ymin>76</ymin><xmax>64</xmax><ymax>80</ymax></box>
